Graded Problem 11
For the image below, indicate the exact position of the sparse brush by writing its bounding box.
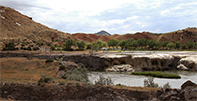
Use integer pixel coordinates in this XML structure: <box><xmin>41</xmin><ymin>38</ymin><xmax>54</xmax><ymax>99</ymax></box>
<box><xmin>59</xmin><ymin>65</ymin><xmax>66</xmax><ymax>70</ymax></box>
<box><xmin>45</xmin><ymin>59</ymin><xmax>53</xmax><ymax>63</ymax></box>
<box><xmin>63</xmin><ymin>66</ymin><xmax>89</xmax><ymax>83</ymax></box>
<box><xmin>95</xmin><ymin>75</ymin><xmax>114</xmax><ymax>85</ymax></box>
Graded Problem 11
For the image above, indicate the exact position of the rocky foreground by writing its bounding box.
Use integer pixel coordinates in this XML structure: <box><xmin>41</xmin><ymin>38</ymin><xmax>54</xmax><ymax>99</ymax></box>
<box><xmin>0</xmin><ymin>80</ymin><xmax>197</xmax><ymax>101</ymax></box>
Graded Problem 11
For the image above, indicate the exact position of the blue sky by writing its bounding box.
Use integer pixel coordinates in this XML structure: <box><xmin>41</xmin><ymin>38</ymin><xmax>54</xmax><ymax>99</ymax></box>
<box><xmin>1</xmin><ymin>0</ymin><xmax>197</xmax><ymax>34</ymax></box>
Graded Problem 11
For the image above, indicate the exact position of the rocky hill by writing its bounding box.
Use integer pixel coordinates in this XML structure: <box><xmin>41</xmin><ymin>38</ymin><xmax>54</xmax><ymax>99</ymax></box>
<box><xmin>95</xmin><ymin>30</ymin><xmax>111</xmax><ymax>36</ymax></box>
<box><xmin>1</xmin><ymin>80</ymin><xmax>197</xmax><ymax>100</ymax></box>
<box><xmin>72</xmin><ymin>28</ymin><xmax>197</xmax><ymax>43</ymax></box>
<box><xmin>0</xmin><ymin>6</ymin><xmax>78</xmax><ymax>46</ymax></box>
<box><xmin>1</xmin><ymin>5</ymin><xmax>196</xmax><ymax>45</ymax></box>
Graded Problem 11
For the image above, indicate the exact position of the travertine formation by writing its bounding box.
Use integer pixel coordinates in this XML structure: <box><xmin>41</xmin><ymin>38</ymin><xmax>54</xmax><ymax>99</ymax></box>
<box><xmin>62</xmin><ymin>52</ymin><xmax>197</xmax><ymax>71</ymax></box>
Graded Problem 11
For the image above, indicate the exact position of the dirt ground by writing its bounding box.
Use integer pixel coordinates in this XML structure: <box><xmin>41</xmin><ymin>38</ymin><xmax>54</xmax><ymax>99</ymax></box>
<box><xmin>0</xmin><ymin>57</ymin><xmax>80</xmax><ymax>84</ymax></box>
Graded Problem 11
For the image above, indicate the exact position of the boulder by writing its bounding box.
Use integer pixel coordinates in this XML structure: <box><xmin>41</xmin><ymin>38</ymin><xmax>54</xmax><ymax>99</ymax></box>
<box><xmin>184</xmin><ymin>86</ymin><xmax>197</xmax><ymax>101</ymax></box>
<box><xmin>179</xmin><ymin>56</ymin><xmax>197</xmax><ymax>71</ymax></box>
<box><xmin>106</xmin><ymin>64</ymin><xmax>134</xmax><ymax>72</ymax></box>
<box><xmin>181</xmin><ymin>80</ymin><xmax>197</xmax><ymax>90</ymax></box>
<box><xmin>159</xmin><ymin>89</ymin><xmax>179</xmax><ymax>101</ymax></box>
<box><xmin>177</xmin><ymin>64</ymin><xmax>188</xmax><ymax>70</ymax></box>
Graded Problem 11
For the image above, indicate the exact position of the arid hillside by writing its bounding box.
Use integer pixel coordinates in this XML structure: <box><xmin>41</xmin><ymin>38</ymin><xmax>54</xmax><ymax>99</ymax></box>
<box><xmin>72</xmin><ymin>28</ymin><xmax>197</xmax><ymax>43</ymax></box>
<box><xmin>0</xmin><ymin>6</ymin><xmax>78</xmax><ymax>46</ymax></box>
<box><xmin>1</xmin><ymin>5</ymin><xmax>196</xmax><ymax>45</ymax></box>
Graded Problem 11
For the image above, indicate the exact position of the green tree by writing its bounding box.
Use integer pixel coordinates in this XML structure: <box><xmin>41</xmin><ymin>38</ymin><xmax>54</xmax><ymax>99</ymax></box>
<box><xmin>130</xmin><ymin>40</ymin><xmax>139</xmax><ymax>49</ymax></box>
<box><xmin>64</xmin><ymin>39</ymin><xmax>76</xmax><ymax>51</ymax></box>
<box><xmin>181</xmin><ymin>44</ymin><xmax>187</xmax><ymax>49</ymax></box>
<box><xmin>118</xmin><ymin>40</ymin><xmax>127</xmax><ymax>50</ymax></box>
<box><xmin>166</xmin><ymin>43</ymin><xmax>176</xmax><ymax>50</ymax></box>
<box><xmin>185</xmin><ymin>41</ymin><xmax>194</xmax><ymax>50</ymax></box>
<box><xmin>175</xmin><ymin>41</ymin><xmax>180</xmax><ymax>50</ymax></box>
<box><xmin>137</xmin><ymin>39</ymin><xmax>148</xmax><ymax>49</ymax></box>
<box><xmin>161</xmin><ymin>41</ymin><xmax>169</xmax><ymax>48</ymax></box>
<box><xmin>125</xmin><ymin>39</ymin><xmax>135</xmax><ymax>49</ymax></box>
<box><xmin>77</xmin><ymin>40</ymin><xmax>86</xmax><ymax>50</ymax></box>
<box><xmin>107</xmin><ymin>39</ymin><xmax>119</xmax><ymax>49</ymax></box>
<box><xmin>102</xmin><ymin>42</ymin><xmax>108</xmax><ymax>47</ymax></box>
<box><xmin>96</xmin><ymin>40</ymin><xmax>103</xmax><ymax>49</ymax></box>
<box><xmin>147</xmin><ymin>40</ymin><xmax>158</xmax><ymax>49</ymax></box>
<box><xmin>195</xmin><ymin>42</ymin><xmax>197</xmax><ymax>49</ymax></box>
<box><xmin>86</xmin><ymin>43</ymin><xmax>92</xmax><ymax>49</ymax></box>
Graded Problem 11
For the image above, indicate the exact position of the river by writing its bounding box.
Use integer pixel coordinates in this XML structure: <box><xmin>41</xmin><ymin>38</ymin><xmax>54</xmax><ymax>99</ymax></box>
<box><xmin>88</xmin><ymin>71</ymin><xmax>197</xmax><ymax>88</ymax></box>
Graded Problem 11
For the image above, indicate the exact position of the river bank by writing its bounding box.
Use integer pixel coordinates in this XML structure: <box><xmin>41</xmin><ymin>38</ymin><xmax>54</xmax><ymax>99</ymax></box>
<box><xmin>88</xmin><ymin>71</ymin><xmax>197</xmax><ymax>88</ymax></box>
<box><xmin>1</xmin><ymin>80</ymin><xmax>197</xmax><ymax>100</ymax></box>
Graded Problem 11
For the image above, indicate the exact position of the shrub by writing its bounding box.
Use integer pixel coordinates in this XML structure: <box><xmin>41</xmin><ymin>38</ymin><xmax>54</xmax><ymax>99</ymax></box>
<box><xmin>144</xmin><ymin>77</ymin><xmax>159</xmax><ymax>87</ymax></box>
<box><xmin>51</xmin><ymin>45</ymin><xmax>56</xmax><ymax>50</ymax></box>
<box><xmin>36</xmin><ymin>41</ymin><xmax>44</xmax><ymax>47</ymax></box>
<box><xmin>2</xmin><ymin>41</ymin><xmax>18</xmax><ymax>51</ymax></box>
<box><xmin>56</xmin><ymin>47</ymin><xmax>62</xmax><ymax>51</ymax></box>
<box><xmin>63</xmin><ymin>66</ymin><xmax>89</xmax><ymax>83</ymax></box>
<box><xmin>131</xmin><ymin>71</ymin><xmax>181</xmax><ymax>79</ymax></box>
<box><xmin>59</xmin><ymin>82</ymin><xmax>65</xmax><ymax>85</ymax></box>
<box><xmin>116</xmin><ymin>83</ymin><xmax>126</xmax><ymax>86</ymax></box>
<box><xmin>45</xmin><ymin>59</ymin><xmax>54</xmax><ymax>63</ymax></box>
<box><xmin>163</xmin><ymin>82</ymin><xmax>171</xmax><ymax>88</ymax></box>
<box><xmin>95</xmin><ymin>75</ymin><xmax>114</xmax><ymax>85</ymax></box>
<box><xmin>38</xmin><ymin>77</ymin><xmax>52</xmax><ymax>84</ymax></box>
<box><xmin>55</xmin><ymin>57</ymin><xmax>62</xmax><ymax>61</ymax></box>
<box><xmin>59</xmin><ymin>65</ymin><xmax>66</xmax><ymax>70</ymax></box>
<box><xmin>144</xmin><ymin>77</ymin><xmax>171</xmax><ymax>88</ymax></box>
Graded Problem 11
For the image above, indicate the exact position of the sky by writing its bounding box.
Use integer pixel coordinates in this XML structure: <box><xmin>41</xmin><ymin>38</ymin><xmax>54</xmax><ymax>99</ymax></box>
<box><xmin>1</xmin><ymin>0</ymin><xmax>197</xmax><ymax>34</ymax></box>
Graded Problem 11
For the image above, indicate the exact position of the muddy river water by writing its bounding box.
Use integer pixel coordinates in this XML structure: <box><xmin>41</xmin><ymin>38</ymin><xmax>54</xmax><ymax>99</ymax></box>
<box><xmin>88</xmin><ymin>71</ymin><xmax>197</xmax><ymax>88</ymax></box>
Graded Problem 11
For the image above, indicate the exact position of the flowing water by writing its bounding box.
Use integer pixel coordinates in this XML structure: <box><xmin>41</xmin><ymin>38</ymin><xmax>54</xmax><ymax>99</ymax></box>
<box><xmin>88</xmin><ymin>71</ymin><xmax>197</xmax><ymax>88</ymax></box>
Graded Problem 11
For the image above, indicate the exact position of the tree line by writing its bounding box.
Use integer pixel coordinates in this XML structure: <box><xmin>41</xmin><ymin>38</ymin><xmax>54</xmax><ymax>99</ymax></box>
<box><xmin>54</xmin><ymin>38</ymin><xmax>197</xmax><ymax>51</ymax></box>
<box><xmin>2</xmin><ymin>38</ymin><xmax>197</xmax><ymax>51</ymax></box>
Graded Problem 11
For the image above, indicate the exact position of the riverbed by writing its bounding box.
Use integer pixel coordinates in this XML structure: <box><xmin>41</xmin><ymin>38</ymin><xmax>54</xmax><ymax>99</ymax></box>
<box><xmin>88</xmin><ymin>71</ymin><xmax>197</xmax><ymax>88</ymax></box>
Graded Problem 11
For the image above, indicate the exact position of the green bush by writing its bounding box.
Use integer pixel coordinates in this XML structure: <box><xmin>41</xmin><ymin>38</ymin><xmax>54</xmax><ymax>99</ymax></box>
<box><xmin>59</xmin><ymin>82</ymin><xmax>65</xmax><ymax>85</ymax></box>
<box><xmin>144</xmin><ymin>77</ymin><xmax>159</xmax><ymax>87</ymax></box>
<box><xmin>94</xmin><ymin>75</ymin><xmax>114</xmax><ymax>85</ymax></box>
<box><xmin>51</xmin><ymin>45</ymin><xmax>56</xmax><ymax>50</ymax></box>
<box><xmin>63</xmin><ymin>66</ymin><xmax>89</xmax><ymax>83</ymax></box>
<box><xmin>38</xmin><ymin>77</ymin><xmax>52</xmax><ymax>84</ymax></box>
<box><xmin>59</xmin><ymin>65</ymin><xmax>66</xmax><ymax>70</ymax></box>
<box><xmin>131</xmin><ymin>71</ymin><xmax>181</xmax><ymax>79</ymax></box>
<box><xmin>2</xmin><ymin>41</ymin><xmax>18</xmax><ymax>51</ymax></box>
<box><xmin>144</xmin><ymin>77</ymin><xmax>171</xmax><ymax>88</ymax></box>
<box><xmin>163</xmin><ymin>82</ymin><xmax>171</xmax><ymax>88</ymax></box>
<box><xmin>116</xmin><ymin>83</ymin><xmax>126</xmax><ymax>86</ymax></box>
<box><xmin>45</xmin><ymin>59</ymin><xmax>54</xmax><ymax>63</ymax></box>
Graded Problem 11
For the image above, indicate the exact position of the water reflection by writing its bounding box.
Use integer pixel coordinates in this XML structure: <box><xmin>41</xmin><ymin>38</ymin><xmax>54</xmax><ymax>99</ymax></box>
<box><xmin>88</xmin><ymin>71</ymin><xmax>197</xmax><ymax>88</ymax></box>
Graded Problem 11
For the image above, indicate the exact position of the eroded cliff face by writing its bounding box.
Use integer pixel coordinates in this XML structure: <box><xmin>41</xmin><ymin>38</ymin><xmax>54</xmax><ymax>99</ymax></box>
<box><xmin>1</xmin><ymin>51</ymin><xmax>196</xmax><ymax>71</ymax></box>
<box><xmin>62</xmin><ymin>53</ymin><xmax>197</xmax><ymax>72</ymax></box>
<box><xmin>131</xmin><ymin>54</ymin><xmax>180</xmax><ymax>71</ymax></box>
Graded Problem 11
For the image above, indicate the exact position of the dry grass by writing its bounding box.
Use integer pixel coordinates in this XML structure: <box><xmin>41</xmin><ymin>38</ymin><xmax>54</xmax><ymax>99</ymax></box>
<box><xmin>0</xmin><ymin>57</ymin><xmax>61</xmax><ymax>83</ymax></box>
